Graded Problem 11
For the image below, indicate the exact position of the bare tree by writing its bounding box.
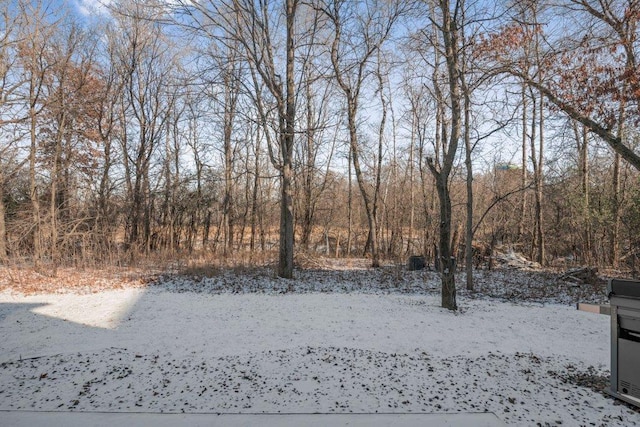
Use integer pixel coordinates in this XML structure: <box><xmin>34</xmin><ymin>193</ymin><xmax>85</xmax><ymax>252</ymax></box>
<box><xmin>295</xmin><ymin>83</ymin><xmax>336</xmax><ymax>250</ymax></box>
<box><xmin>179</xmin><ymin>0</ymin><xmax>300</xmax><ymax>277</ymax></box>
<box><xmin>319</xmin><ymin>0</ymin><xmax>404</xmax><ymax>267</ymax></box>
<box><xmin>402</xmin><ymin>79</ymin><xmax>437</xmax><ymax>262</ymax></box>
<box><xmin>294</xmin><ymin>10</ymin><xmax>336</xmax><ymax>251</ymax></box>
<box><xmin>571</xmin><ymin>121</ymin><xmax>592</xmax><ymax>263</ymax></box>
<box><xmin>16</xmin><ymin>1</ymin><xmax>59</xmax><ymax>266</ymax></box>
<box><xmin>221</xmin><ymin>48</ymin><xmax>241</xmax><ymax>253</ymax></box>
<box><xmin>40</xmin><ymin>22</ymin><xmax>101</xmax><ymax>267</ymax></box>
<box><xmin>501</xmin><ymin>0</ymin><xmax>640</xmax><ymax>171</ymax></box>
<box><xmin>487</xmin><ymin>0</ymin><xmax>548</xmax><ymax>264</ymax></box>
<box><xmin>93</xmin><ymin>23</ymin><xmax>126</xmax><ymax>257</ymax></box>
<box><xmin>110</xmin><ymin>0</ymin><xmax>179</xmax><ymax>254</ymax></box>
<box><xmin>424</xmin><ymin>0</ymin><xmax>465</xmax><ymax>310</ymax></box>
<box><xmin>0</xmin><ymin>4</ymin><xmax>29</xmax><ymax>261</ymax></box>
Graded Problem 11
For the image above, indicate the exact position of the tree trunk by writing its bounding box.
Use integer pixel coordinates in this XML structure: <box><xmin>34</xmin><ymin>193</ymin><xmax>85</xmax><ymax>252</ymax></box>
<box><xmin>278</xmin><ymin>160</ymin><xmax>295</xmax><ymax>278</ymax></box>
<box><xmin>347</xmin><ymin>104</ymin><xmax>379</xmax><ymax>267</ymax></box>
<box><xmin>519</xmin><ymin>84</ymin><xmax>527</xmax><ymax>240</ymax></box>
<box><xmin>373</xmin><ymin>59</ymin><xmax>388</xmax><ymax>262</ymax></box>
<box><xmin>277</xmin><ymin>0</ymin><xmax>297</xmax><ymax>279</ymax></box>
<box><xmin>50</xmin><ymin>109</ymin><xmax>66</xmax><ymax>273</ymax></box>
<box><xmin>528</xmin><ymin>90</ymin><xmax>538</xmax><ymax>261</ymax></box>
<box><xmin>407</xmin><ymin>111</ymin><xmax>415</xmax><ymax>254</ymax></box>
<box><xmin>573</xmin><ymin>122</ymin><xmax>591</xmax><ymax>263</ymax></box>
<box><xmin>323</xmin><ymin>1</ymin><xmax>399</xmax><ymax>267</ymax></box>
<box><xmin>222</xmin><ymin>61</ymin><xmax>238</xmax><ymax>254</ymax></box>
<box><xmin>429</xmin><ymin>0</ymin><xmax>462</xmax><ymax>311</ymax></box>
<box><xmin>581</xmin><ymin>126</ymin><xmax>591</xmax><ymax>263</ymax></box>
<box><xmin>463</xmin><ymin>89</ymin><xmax>473</xmax><ymax>291</ymax></box>
<box><xmin>300</xmin><ymin>70</ymin><xmax>315</xmax><ymax>249</ymax></box>
<box><xmin>0</xmin><ymin>178</ymin><xmax>6</xmax><ymax>262</ymax></box>
<box><xmin>535</xmin><ymin>91</ymin><xmax>545</xmax><ymax>265</ymax></box>
<box><xmin>250</xmin><ymin>125</ymin><xmax>261</xmax><ymax>252</ymax></box>
<box><xmin>435</xmin><ymin>173</ymin><xmax>457</xmax><ymax>310</ymax></box>
<box><xmin>611</xmin><ymin>153</ymin><xmax>621</xmax><ymax>267</ymax></box>
<box><xmin>223</xmin><ymin>117</ymin><xmax>234</xmax><ymax>254</ymax></box>
<box><xmin>611</xmin><ymin>88</ymin><xmax>626</xmax><ymax>267</ymax></box>
<box><xmin>29</xmin><ymin>89</ymin><xmax>42</xmax><ymax>267</ymax></box>
<box><xmin>347</xmin><ymin>146</ymin><xmax>353</xmax><ymax>256</ymax></box>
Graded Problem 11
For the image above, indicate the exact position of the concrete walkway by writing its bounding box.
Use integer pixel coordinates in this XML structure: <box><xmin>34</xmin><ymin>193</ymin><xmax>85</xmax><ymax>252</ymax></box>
<box><xmin>0</xmin><ymin>411</ymin><xmax>507</xmax><ymax>426</ymax></box>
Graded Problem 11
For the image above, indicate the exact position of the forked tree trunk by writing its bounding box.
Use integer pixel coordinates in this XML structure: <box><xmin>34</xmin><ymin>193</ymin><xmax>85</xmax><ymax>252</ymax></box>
<box><xmin>428</xmin><ymin>0</ymin><xmax>462</xmax><ymax>311</ymax></box>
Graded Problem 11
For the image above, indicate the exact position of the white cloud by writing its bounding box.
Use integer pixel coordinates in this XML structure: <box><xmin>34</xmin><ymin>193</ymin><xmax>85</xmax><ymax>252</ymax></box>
<box><xmin>75</xmin><ymin>0</ymin><xmax>113</xmax><ymax>17</ymax></box>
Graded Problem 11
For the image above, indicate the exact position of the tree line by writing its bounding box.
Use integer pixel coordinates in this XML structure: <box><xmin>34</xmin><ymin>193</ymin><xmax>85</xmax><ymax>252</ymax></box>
<box><xmin>1</xmin><ymin>0</ymin><xmax>639</xmax><ymax>309</ymax></box>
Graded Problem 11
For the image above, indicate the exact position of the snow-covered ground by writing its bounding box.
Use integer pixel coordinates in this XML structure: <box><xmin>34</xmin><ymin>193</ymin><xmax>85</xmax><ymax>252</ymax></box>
<box><xmin>0</xmin><ymin>266</ymin><xmax>638</xmax><ymax>426</ymax></box>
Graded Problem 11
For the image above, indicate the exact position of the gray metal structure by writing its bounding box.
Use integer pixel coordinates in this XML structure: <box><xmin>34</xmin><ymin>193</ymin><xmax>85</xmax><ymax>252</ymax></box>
<box><xmin>608</xmin><ymin>278</ymin><xmax>640</xmax><ymax>408</ymax></box>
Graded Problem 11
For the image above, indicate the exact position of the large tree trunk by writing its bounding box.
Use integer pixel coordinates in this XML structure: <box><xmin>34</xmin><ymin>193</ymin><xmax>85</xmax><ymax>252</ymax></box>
<box><xmin>428</xmin><ymin>0</ymin><xmax>462</xmax><ymax>311</ymax></box>
<box><xmin>277</xmin><ymin>0</ymin><xmax>297</xmax><ymax>279</ymax></box>
<box><xmin>279</xmin><ymin>160</ymin><xmax>295</xmax><ymax>278</ymax></box>
<box><xmin>441</xmin><ymin>0</ymin><xmax>460</xmax><ymax>310</ymax></box>
<box><xmin>435</xmin><ymin>173</ymin><xmax>457</xmax><ymax>310</ymax></box>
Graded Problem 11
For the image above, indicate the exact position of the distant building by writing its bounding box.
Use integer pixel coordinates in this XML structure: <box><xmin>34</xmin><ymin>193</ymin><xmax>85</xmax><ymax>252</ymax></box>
<box><xmin>495</xmin><ymin>163</ymin><xmax>521</xmax><ymax>171</ymax></box>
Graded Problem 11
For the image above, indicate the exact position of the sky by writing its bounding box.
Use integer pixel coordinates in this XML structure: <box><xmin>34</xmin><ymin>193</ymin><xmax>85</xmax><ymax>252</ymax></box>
<box><xmin>73</xmin><ymin>0</ymin><xmax>111</xmax><ymax>17</ymax></box>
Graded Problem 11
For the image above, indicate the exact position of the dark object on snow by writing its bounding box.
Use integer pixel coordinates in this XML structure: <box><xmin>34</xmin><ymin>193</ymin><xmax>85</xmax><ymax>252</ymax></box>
<box><xmin>608</xmin><ymin>278</ymin><xmax>640</xmax><ymax>409</ymax></box>
<box><xmin>408</xmin><ymin>255</ymin><xmax>426</xmax><ymax>271</ymax></box>
<box><xmin>558</xmin><ymin>267</ymin><xmax>602</xmax><ymax>285</ymax></box>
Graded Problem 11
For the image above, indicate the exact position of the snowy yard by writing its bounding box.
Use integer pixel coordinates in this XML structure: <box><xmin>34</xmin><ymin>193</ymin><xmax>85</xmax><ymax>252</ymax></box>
<box><xmin>0</xmin><ymin>266</ymin><xmax>639</xmax><ymax>426</ymax></box>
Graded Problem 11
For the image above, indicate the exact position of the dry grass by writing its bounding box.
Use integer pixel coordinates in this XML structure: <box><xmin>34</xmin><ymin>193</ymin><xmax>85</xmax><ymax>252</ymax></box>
<box><xmin>0</xmin><ymin>249</ymin><xmax>627</xmax><ymax>301</ymax></box>
<box><xmin>170</xmin><ymin>250</ymin><xmax>278</xmax><ymax>279</ymax></box>
<box><xmin>0</xmin><ymin>250</ymin><xmax>281</xmax><ymax>295</ymax></box>
<box><xmin>0</xmin><ymin>265</ymin><xmax>156</xmax><ymax>295</ymax></box>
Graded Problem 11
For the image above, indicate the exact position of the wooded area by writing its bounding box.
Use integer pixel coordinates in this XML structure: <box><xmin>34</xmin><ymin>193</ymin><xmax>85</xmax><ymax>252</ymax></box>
<box><xmin>1</xmin><ymin>0</ymin><xmax>639</xmax><ymax>309</ymax></box>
